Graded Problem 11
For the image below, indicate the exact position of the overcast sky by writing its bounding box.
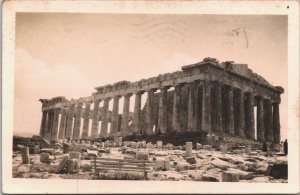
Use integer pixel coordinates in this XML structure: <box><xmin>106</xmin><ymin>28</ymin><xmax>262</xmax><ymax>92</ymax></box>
<box><xmin>14</xmin><ymin>13</ymin><xmax>287</xmax><ymax>139</ymax></box>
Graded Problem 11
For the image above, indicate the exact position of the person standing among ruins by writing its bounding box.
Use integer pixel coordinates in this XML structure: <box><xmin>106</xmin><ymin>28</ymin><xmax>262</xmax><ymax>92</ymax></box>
<box><xmin>262</xmin><ymin>141</ymin><xmax>268</xmax><ymax>152</ymax></box>
<box><xmin>283</xmin><ymin>139</ymin><xmax>288</xmax><ymax>155</ymax></box>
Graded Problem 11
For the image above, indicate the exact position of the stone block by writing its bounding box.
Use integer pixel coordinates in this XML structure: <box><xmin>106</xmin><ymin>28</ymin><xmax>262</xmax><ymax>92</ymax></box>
<box><xmin>155</xmin><ymin>159</ymin><xmax>171</xmax><ymax>171</ymax></box>
<box><xmin>196</xmin><ymin>143</ymin><xmax>202</xmax><ymax>150</ymax></box>
<box><xmin>156</xmin><ymin>141</ymin><xmax>163</xmax><ymax>148</ymax></box>
<box><xmin>33</xmin><ymin>145</ymin><xmax>40</xmax><ymax>154</ymax></box>
<box><xmin>202</xmin><ymin>145</ymin><xmax>212</xmax><ymax>150</ymax></box>
<box><xmin>69</xmin><ymin>151</ymin><xmax>81</xmax><ymax>160</ymax></box>
<box><xmin>67</xmin><ymin>159</ymin><xmax>79</xmax><ymax>174</ymax></box>
<box><xmin>185</xmin><ymin>142</ymin><xmax>193</xmax><ymax>158</ymax></box>
<box><xmin>186</xmin><ymin>156</ymin><xmax>197</xmax><ymax>164</ymax></box>
<box><xmin>227</xmin><ymin>168</ymin><xmax>254</xmax><ymax>179</ymax></box>
<box><xmin>201</xmin><ymin>173</ymin><xmax>220</xmax><ymax>182</ymax></box>
<box><xmin>146</xmin><ymin>143</ymin><xmax>154</xmax><ymax>149</ymax></box>
<box><xmin>40</xmin><ymin>152</ymin><xmax>50</xmax><ymax>163</ymax></box>
<box><xmin>135</xmin><ymin>152</ymin><xmax>149</xmax><ymax>160</ymax></box>
<box><xmin>86</xmin><ymin>149</ymin><xmax>98</xmax><ymax>158</ymax></box>
<box><xmin>21</xmin><ymin>146</ymin><xmax>30</xmax><ymax>164</ymax></box>
<box><xmin>266</xmin><ymin>163</ymin><xmax>288</xmax><ymax>179</ymax></box>
<box><xmin>114</xmin><ymin>137</ymin><xmax>122</xmax><ymax>145</ymax></box>
<box><xmin>222</xmin><ymin>171</ymin><xmax>239</xmax><ymax>182</ymax></box>
<box><xmin>55</xmin><ymin>154</ymin><xmax>69</xmax><ymax>173</ymax></box>
<box><xmin>141</xmin><ymin>141</ymin><xmax>147</xmax><ymax>148</ymax></box>
<box><xmin>211</xmin><ymin>158</ymin><xmax>233</xmax><ymax>170</ymax></box>
<box><xmin>166</xmin><ymin>143</ymin><xmax>173</xmax><ymax>150</ymax></box>
<box><xmin>245</xmin><ymin>145</ymin><xmax>252</xmax><ymax>153</ymax></box>
<box><xmin>219</xmin><ymin>144</ymin><xmax>228</xmax><ymax>153</ymax></box>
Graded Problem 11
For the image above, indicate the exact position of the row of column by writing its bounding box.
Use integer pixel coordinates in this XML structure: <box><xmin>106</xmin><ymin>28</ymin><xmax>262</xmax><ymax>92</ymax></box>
<box><xmin>40</xmin><ymin>80</ymin><xmax>281</xmax><ymax>143</ymax></box>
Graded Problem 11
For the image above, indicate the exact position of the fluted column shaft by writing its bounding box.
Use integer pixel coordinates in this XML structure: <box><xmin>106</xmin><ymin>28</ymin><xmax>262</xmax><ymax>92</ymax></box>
<box><xmin>121</xmin><ymin>94</ymin><xmax>131</xmax><ymax>136</ymax></box>
<box><xmin>256</xmin><ymin>97</ymin><xmax>265</xmax><ymax>141</ymax></box>
<box><xmin>273</xmin><ymin>102</ymin><xmax>280</xmax><ymax>144</ymax></box>
<box><xmin>50</xmin><ymin>109</ymin><xmax>60</xmax><ymax>140</ymax></box>
<box><xmin>265</xmin><ymin>99</ymin><xmax>274</xmax><ymax>142</ymax></box>
<box><xmin>133</xmin><ymin>92</ymin><xmax>142</xmax><ymax>134</ymax></box>
<box><xmin>72</xmin><ymin>103</ymin><xmax>83</xmax><ymax>140</ymax></box>
<box><xmin>100</xmin><ymin>98</ymin><xmax>110</xmax><ymax>137</ymax></box>
<box><xmin>225</xmin><ymin>86</ymin><xmax>234</xmax><ymax>135</ymax></box>
<box><xmin>39</xmin><ymin>111</ymin><xmax>48</xmax><ymax>139</ymax></box>
<box><xmin>65</xmin><ymin>104</ymin><xmax>75</xmax><ymax>139</ymax></box>
<box><xmin>146</xmin><ymin>89</ymin><xmax>155</xmax><ymax>135</ymax></box>
<box><xmin>158</xmin><ymin>87</ymin><xmax>168</xmax><ymax>134</ymax></box>
<box><xmin>91</xmin><ymin>100</ymin><xmax>100</xmax><ymax>138</ymax></box>
<box><xmin>172</xmin><ymin>85</ymin><xmax>181</xmax><ymax>132</ymax></box>
<box><xmin>201</xmin><ymin>81</ymin><xmax>211</xmax><ymax>132</ymax></box>
<box><xmin>82</xmin><ymin>102</ymin><xmax>91</xmax><ymax>139</ymax></box>
<box><xmin>213</xmin><ymin>83</ymin><xmax>222</xmax><ymax>133</ymax></box>
<box><xmin>187</xmin><ymin>83</ymin><xmax>195</xmax><ymax>131</ymax></box>
<box><xmin>58</xmin><ymin>109</ymin><xmax>67</xmax><ymax>140</ymax></box>
<box><xmin>245</xmin><ymin>92</ymin><xmax>255</xmax><ymax>139</ymax></box>
<box><xmin>44</xmin><ymin>110</ymin><xmax>53</xmax><ymax>140</ymax></box>
<box><xmin>111</xmin><ymin>96</ymin><xmax>120</xmax><ymax>136</ymax></box>
<box><xmin>236</xmin><ymin>90</ymin><xmax>245</xmax><ymax>137</ymax></box>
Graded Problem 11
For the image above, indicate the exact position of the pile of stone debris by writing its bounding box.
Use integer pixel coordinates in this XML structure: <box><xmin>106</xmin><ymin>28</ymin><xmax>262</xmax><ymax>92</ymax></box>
<box><xmin>13</xmin><ymin>136</ymin><xmax>287</xmax><ymax>182</ymax></box>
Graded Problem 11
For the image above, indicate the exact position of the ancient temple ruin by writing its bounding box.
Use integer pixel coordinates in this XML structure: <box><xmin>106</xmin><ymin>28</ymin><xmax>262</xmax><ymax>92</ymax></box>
<box><xmin>39</xmin><ymin>58</ymin><xmax>284</xmax><ymax>144</ymax></box>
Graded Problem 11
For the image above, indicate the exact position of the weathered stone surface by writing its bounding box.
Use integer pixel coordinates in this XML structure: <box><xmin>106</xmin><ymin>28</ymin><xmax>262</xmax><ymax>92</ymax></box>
<box><xmin>67</xmin><ymin>159</ymin><xmax>79</xmax><ymax>174</ymax></box>
<box><xmin>211</xmin><ymin>158</ymin><xmax>233</xmax><ymax>170</ymax></box>
<box><xmin>186</xmin><ymin>156</ymin><xmax>197</xmax><ymax>164</ymax></box>
<box><xmin>156</xmin><ymin>141</ymin><xmax>163</xmax><ymax>148</ymax></box>
<box><xmin>69</xmin><ymin>151</ymin><xmax>81</xmax><ymax>160</ymax></box>
<box><xmin>222</xmin><ymin>171</ymin><xmax>239</xmax><ymax>182</ymax></box>
<box><xmin>55</xmin><ymin>154</ymin><xmax>69</xmax><ymax>173</ymax></box>
<box><xmin>185</xmin><ymin>142</ymin><xmax>193</xmax><ymax>158</ymax></box>
<box><xmin>40</xmin><ymin>152</ymin><xmax>50</xmax><ymax>163</ymax></box>
<box><xmin>135</xmin><ymin>152</ymin><xmax>149</xmax><ymax>160</ymax></box>
<box><xmin>227</xmin><ymin>168</ymin><xmax>254</xmax><ymax>179</ymax></box>
<box><xmin>21</xmin><ymin>146</ymin><xmax>30</xmax><ymax>164</ymax></box>
<box><xmin>266</xmin><ymin>163</ymin><xmax>288</xmax><ymax>179</ymax></box>
<box><xmin>155</xmin><ymin>159</ymin><xmax>171</xmax><ymax>171</ymax></box>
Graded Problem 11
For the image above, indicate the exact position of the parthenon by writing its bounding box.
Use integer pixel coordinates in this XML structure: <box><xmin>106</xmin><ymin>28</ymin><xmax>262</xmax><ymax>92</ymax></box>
<box><xmin>39</xmin><ymin>57</ymin><xmax>284</xmax><ymax>144</ymax></box>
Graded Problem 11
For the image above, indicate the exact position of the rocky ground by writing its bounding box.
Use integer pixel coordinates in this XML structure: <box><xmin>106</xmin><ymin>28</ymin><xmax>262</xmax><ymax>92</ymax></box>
<box><xmin>12</xmin><ymin>138</ymin><xmax>288</xmax><ymax>182</ymax></box>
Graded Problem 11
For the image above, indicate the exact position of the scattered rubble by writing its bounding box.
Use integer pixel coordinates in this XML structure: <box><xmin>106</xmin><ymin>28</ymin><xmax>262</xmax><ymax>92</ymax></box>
<box><xmin>12</xmin><ymin>135</ymin><xmax>288</xmax><ymax>182</ymax></box>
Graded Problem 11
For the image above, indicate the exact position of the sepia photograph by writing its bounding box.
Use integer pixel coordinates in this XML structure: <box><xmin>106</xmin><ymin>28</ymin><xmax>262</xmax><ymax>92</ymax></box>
<box><xmin>2</xmin><ymin>0</ymin><xmax>299</xmax><ymax>194</ymax></box>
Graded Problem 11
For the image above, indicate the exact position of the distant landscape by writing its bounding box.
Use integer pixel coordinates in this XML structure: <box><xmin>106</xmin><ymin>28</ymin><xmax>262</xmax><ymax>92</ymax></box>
<box><xmin>14</xmin><ymin>132</ymin><xmax>37</xmax><ymax>138</ymax></box>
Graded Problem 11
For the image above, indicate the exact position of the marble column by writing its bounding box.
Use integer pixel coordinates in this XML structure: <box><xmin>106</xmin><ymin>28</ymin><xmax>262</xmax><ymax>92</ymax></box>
<box><xmin>58</xmin><ymin>109</ymin><xmax>67</xmax><ymax>140</ymax></box>
<box><xmin>45</xmin><ymin>110</ymin><xmax>53</xmax><ymax>140</ymax></box>
<box><xmin>187</xmin><ymin>83</ymin><xmax>195</xmax><ymax>131</ymax></box>
<box><xmin>100</xmin><ymin>98</ymin><xmax>110</xmax><ymax>137</ymax></box>
<box><xmin>81</xmin><ymin>102</ymin><xmax>91</xmax><ymax>139</ymax></box>
<box><xmin>236</xmin><ymin>90</ymin><xmax>245</xmax><ymax>137</ymax></box>
<box><xmin>121</xmin><ymin>94</ymin><xmax>131</xmax><ymax>136</ymax></box>
<box><xmin>50</xmin><ymin>109</ymin><xmax>60</xmax><ymax>140</ymax></box>
<box><xmin>213</xmin><ymin>83</ymin><xmax>223</xmax><ymax>133</ymax></box>
<box><xmin>72</xmin><ymin>103</ymin><xmax>83</xmax><ymax>140</ymax></box>
<box><xmin>194</xmin><ymin>81</ymin><xmax>202</xmax><ymax>131</ymax></box>
<box><xmin>265</xmin><ymin>99</ymin><xmax>274</xmax><ymax>142</ymax></box>
<box><xmin>91</xmin><ymin>100</ymin><xmax>100</xmax><ymax>138</ymax></box>
<box><xmin>133</xmin><ymin>92</ymin><xmax>142</xmax><ymax>134</ymax></box>
<box><xmin>172</xmin><ymin>85</ymin><xmax>181</xmax><ymax>132</ymax></box>
<box><xmin>146</xmin><ymin>89</ymin><xmax>155</xmax><ymax>135</ymax></box>
<box><xmin>111</xmin><ymin>96</ymin><xmax>120</xmax><ymax>136</ymax></box>
<box><xmin>65</xmin><ymin>104</ymin><xmax>75</xmax><ymax>139</ymax></box>
<box><xmin>225</xmin><ymin>86</ymin><xmax>234</xmax><ymax>135</ymax></box>
<box><xmin>245</xmin><ymin>92</ymin><xmax>255</xmax><ymax>140</ymax></box>
<box><xmin>158</xmin><ymin>87</ymin><xmax>168</xmax><ymax>134</ymax></box>
<box><xmin>39</xmin><ymin>111</ymin><xmax>48</xmax><ymax>139</ymax></box>
<box><xmin>201</xmin><ymin>81</ymin><xmax>211</xmax><ymax>132</ymax></box>
<box><xmin>273</xmin><ymin>102</ymin><xmax>280</xmax><ymax>144</ymax></box>
<box><xmin>256</xmin><ymin>97</ymin><xmax>265</xmax><ymax>141</ymax></box>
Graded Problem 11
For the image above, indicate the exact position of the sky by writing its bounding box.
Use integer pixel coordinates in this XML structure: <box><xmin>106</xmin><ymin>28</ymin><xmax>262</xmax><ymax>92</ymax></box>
<box><xmin>14</xmin><ymin>13</ymin><xmax>287</xmax><ymax>139</ymax></box>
